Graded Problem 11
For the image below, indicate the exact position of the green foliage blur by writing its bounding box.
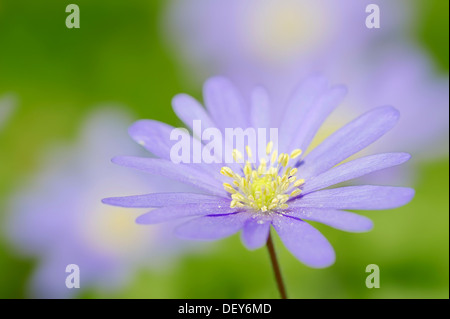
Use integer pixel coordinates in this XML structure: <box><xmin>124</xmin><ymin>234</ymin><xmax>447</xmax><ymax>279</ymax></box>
<box><xmin>0</xmin><ymin>0</ymin><xmax>448</xmax><ymax>298</ymax></box>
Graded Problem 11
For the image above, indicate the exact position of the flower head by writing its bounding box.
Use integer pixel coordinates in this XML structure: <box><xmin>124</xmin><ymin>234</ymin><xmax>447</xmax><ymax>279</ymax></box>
<box><xmin>104</xmin><ymin>76</ymin><xmax>414</xmax><ymax>268</ymax></box>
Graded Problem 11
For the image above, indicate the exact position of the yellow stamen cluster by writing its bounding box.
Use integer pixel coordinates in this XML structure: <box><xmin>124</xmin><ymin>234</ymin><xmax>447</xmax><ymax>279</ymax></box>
<box><xmin>220</xmin><ymin>142</ymin><xmax>305</xmax><ymax>212</ymax></box>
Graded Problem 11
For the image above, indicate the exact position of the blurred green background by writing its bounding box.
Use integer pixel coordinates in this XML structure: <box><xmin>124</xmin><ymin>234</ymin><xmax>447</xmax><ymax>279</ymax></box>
<box><xmin>0</xmin><ymin>0</ymin><xmax>448</xmax><ymax>298</ymax></box>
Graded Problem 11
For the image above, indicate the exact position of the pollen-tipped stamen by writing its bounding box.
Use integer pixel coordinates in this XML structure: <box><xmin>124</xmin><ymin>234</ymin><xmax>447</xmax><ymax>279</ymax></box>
<box><xmin>220</xmin><ymin>142</ymin><xmax>304</xmax><ymax>212</ymax></box>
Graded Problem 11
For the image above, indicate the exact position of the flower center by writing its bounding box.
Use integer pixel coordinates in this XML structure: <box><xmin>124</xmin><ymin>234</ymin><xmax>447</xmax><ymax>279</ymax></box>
<box><xmin>220</xmin><ymin>142</ymin><xmax>305</xmax><ymax>212</ymax></box>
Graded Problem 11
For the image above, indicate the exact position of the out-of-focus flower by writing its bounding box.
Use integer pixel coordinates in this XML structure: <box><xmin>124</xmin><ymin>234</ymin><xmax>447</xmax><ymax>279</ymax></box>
<box><xmin>163</xmin><ymin>0</ymin><xmax>448</xmax><ymax>168</ymax></box>
<box><xmin>5</xmin><ymin>108</ymin><xmax>190</xmax><ymax>298</ymax></box>
<box><xmin>329</xmin><ymin>45</ymin><xmax>449</xmax><ymax>161</ymax></box>
<box><xmin>104</xmin><ymin>76</ymin><xmax>414</xmax><ymax>268</ymax></box>
<box><xmin>0</xmin><ymin>94</ymin><xmax>16</xmax><ymax>131</ymax></box>
<box><xmin>163</xmin><ymin>0</ymin><xmax>409</xmax><ymax>99</ymax></box>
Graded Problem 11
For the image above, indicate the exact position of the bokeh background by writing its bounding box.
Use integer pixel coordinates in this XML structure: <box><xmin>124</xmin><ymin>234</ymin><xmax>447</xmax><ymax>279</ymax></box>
<box><xmin>0</xmin><ymin>0</ymin><xmax>448</xmax><ymax>298</ymax></box>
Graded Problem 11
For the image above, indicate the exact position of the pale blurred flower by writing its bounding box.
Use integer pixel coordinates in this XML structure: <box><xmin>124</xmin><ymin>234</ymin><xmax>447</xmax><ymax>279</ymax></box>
<box><xmin>328</xmin><ymin>45</ymin><xmax>449</xmax><ymax>161</ymax></box>
<box><xmin>4</xmin><ymin>107</ymin><xmax>191</xmax><ymax>298</ymax></box>
<box><xmin>163</xmin><ymin>0</ymin><xmax>410</xmax><ymax>97</ymax></box>
<box><xmin>163</xmin><ymin>0</ymin><xmax>448</xmax><ymax>176</ymax></box>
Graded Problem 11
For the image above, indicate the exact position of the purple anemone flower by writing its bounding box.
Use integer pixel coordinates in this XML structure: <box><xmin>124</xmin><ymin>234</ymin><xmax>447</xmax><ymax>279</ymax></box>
<box><xmin>104</xmin><ymin>76</ymin><xmax>414</xmax><ymax>268</ymax></box>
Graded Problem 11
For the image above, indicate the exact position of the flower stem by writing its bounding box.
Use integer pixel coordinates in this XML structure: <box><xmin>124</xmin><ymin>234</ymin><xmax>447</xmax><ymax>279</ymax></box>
<box><xmin>266</xmin><ymin>231</ymin><xmax>288</xmax><ymax>299</ymax></box>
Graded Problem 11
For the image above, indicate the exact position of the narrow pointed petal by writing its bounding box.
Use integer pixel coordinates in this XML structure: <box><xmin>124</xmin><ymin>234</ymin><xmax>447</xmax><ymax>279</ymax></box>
<box><xmin>300</xmin><ymin>106</ymin><xmax>400</xmax><ymax>179</ymax></box>
<box><xmin>290</xmin><ymin>185</ymin><xmax>415</xmax><ymax>210</ymax></box>
<box><xmin>112</xmin><ymin>156</ymin><xmax>226</xmax><ymax>196</ymax></box>
<box><xmin>175</xmin><ymin>213</ymin><xmax>248</xmax><ymax>240</ymax></box>
<box><xmin>283</xmin><ymin>208</ymin><xmax>373</xmax><ymax>232</ymax></box>
<box><xmin>250</xmin><ymin>86</ymin><xmax>271</xmax><ymax>129</ymax></box>
<box><xmin>128</xmin><ymin>119</ymin><xmax>182</xmax><ymax>160</ymax></box>
<box><xmin>172</xmin><ymin>93</ymin><xmax>217</xmax><ymax>132</ymax></box>
<box><xmin>102</xmin><ymin>192</ymin><xmax>226</xmax><ymax>208</ymax></box>
<box><xmin>302</xmin><ymin>153</ymin><xmax>411</xmax><ymax>194</ymax></box>
<box><xmin>241</xmin><ymin>216</ymin><xmax>271</xmax><ymax>250</ymax></box>
<box><xmin>278</xmin><ymin>75</ymin><xmax>328</xmax><ymax>153</ymax></box>
<box><xmin>136</xmin><ymin>201</ymin><xmax>235</xmax><ymax>224</ymax></box>
<box><xmin>272</xmin><ymin>214</ymin><xmax>335</xmax><ymax>268</ymax></box>
<box><xmin>128</xmin><ymin>119</ymin><xmax>225</xmax><ymax>178</ymax></box>
<box><xmin>203</xmin><ymin>76</ymin><xmax>250</xmax><ymax>131</ymax></box>
<box><xmin>287</xmin><ymin>85</ymin><xmax>347</xmax><ymax>153</ymax></box>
